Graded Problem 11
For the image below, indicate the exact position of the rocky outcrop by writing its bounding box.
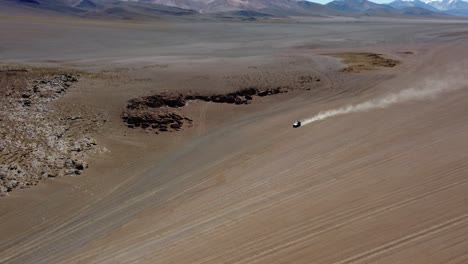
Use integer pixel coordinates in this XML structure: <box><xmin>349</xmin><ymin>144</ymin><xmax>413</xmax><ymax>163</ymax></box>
<box><xmin>123</xmin><ymin>87</ymin><xmax>290</xmax><ymax>132</ymax></box>
<box><xmin>123</xmin><ymin>93</ymin><xmax>192</xmax><ymax>133</ymax></box>
<box><xmin>185</xmin><ymin>87</ymin><xmax>288</xmax><ymax>104</ymax></box>
<box><xmin>127</xmin><ymin>94</ymin><xmax>187</xmax><ymax>110</ymax></box>
<box><xmin>0</xmin><ymin>69</ymin><xmax>103</xmax><ymax>196</ymax></box>
<box><xmin>123</xmin><ymin>111</ymin><xmax>192</xmax><ymax>132</ymax></box>
<box><xmin>31</xmin><ymin>74</ymin><xmax>78</xmax><ymax>99</ymax></box>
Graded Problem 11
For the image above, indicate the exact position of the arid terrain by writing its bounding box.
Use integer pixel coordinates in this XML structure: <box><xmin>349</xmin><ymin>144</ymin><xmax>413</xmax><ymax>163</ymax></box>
<box><xmin>0</xmin><ymin>14</ymin><xmax>468</xmax><ymax>263</ymax></box>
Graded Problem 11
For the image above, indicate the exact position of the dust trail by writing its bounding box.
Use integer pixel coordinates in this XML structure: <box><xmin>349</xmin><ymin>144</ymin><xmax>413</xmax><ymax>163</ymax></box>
<box><xmin>302</xmin><ymin>78</ymin><xmax>466</xmax><ymax>125</ymax></box>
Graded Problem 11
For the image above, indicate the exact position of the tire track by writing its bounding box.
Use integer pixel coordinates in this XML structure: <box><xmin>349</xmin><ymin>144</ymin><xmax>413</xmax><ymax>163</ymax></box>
<box><xmin>227</xmin><ymin>179</ymin><xmax>468</xmax><ymax>264</ymax></box>
<box><xmin>197</xmin><ymin>102</ymin><xmax>209</xmax><ymax>136</ymax></box>
<box><xmin>81</xmin><ymin>160</ymin><xmax>468</xmax><ymax>264</ymax></box>
<box><xmin>56</xmin><ymin>122</ymin><xmax>468</xmax><ymax>263</ymax></box>
<box><xmin>333</xmin><ymin>214</ymin><xmax>468</xmax><ymax>264</ymax></box>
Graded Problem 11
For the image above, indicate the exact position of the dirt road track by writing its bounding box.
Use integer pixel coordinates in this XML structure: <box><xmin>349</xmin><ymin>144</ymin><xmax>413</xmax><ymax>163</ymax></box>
<box><xmin>1</xmin><ymin>21</ymin><xmax>468</xmax><ymax>264</ymax></box>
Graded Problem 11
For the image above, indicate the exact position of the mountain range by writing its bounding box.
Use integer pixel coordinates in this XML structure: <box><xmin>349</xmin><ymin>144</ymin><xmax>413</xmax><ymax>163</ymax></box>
<box><xmin>3</xmin><ymin>0</ymin><xmax>468</xmax><ymax>19</ymax></box>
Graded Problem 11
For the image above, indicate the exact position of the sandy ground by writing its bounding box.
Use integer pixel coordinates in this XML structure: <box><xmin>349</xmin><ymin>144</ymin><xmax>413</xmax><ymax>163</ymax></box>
<box><xmin>0</xmin><ymin>16</ymin><xmax>468</xmax><ymax>263</ymax></box>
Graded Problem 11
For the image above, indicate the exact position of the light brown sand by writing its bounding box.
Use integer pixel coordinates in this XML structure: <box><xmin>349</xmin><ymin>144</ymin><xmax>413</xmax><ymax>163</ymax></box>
<box><xmin>0</xmin><ymin>16</ymin><xmax>467</xmax><ymax>264</ymax></box>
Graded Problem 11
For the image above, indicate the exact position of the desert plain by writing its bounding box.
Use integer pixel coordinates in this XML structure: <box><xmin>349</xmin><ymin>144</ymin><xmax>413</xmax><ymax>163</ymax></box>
<box><xmin>0</xmin><ymin>14</ymin><xmax>468</xmax><ymax>264</ymax></box>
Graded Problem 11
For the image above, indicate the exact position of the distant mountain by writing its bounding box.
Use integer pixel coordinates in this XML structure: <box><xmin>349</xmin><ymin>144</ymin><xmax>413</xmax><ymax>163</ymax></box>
<box><xmin>425</xmin><ymin>0</ymin><xmax>467</xmax><ymax>9</ymax></box>
<box><xmin>296</xmin><ymin>0</ymin><xmax>344</xmax><ymax>16</ymax></box>
<box><xmin>0</xmin><ymin>0</ymin><xmax>197</xmax><ymax>18</ymax></box>
<box><xmin>142</xmin><ymin>0</ymin><xmax>324</xmax><ymax>15</ymax></box>
<box><xmin>389</xmin><ymin>0</ymin><xmax>439</xmax><ymax>12</ymax></box>
<box><xmin>2</xmin><ymin>0</ymin><xmax>460</xmax><ymax>18</ymax></box>
<box><xmin>3</xmin><ymin>0</ymin><xmax>88</xmax><ymax>13</ymax></box>
<box><xmin>137</xmin><ymin>0</ymin><xmax>206</xmax><ymax>12</ymax></box>
<box><xmin>11</xmin><ymin>0</ymin><xmax>41</xmax><ymax>5</ymax></box>
<box><xmin>326</xmin><ymin>0</ymin><xmax>449</xmax><ymax>16</ymax></box>
<box><xmin>75</xmin><ymin>0</ymin><xmax>99</xmax><ymax>9</ymax></box>
<box><xmin>326</xmin><ymin>0</ymin><xmax>399</xmax><ymax>14</ymax></box>
<box><xmin>424</xmin><ymin>0</ymin><xmax>468</xmax><ymax>15</ymax></box>
<box><xmin>95</xmin><ymin>1</ymin><xmax>197</xmax><ymax>18</ymax></box>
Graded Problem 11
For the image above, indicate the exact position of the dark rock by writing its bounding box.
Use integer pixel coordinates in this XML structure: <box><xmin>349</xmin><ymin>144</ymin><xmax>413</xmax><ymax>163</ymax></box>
<box><xmin>194</xmin><ymin>95</ymin><xmax>210</xmax><ymax>102</ymax></box>
<box><xmin>210</xmin><ymin>95</ymin><xmax>226</xmax><ymax>103</ymax></box>
<box><xmin>234</xmin><ymin>97</ymin><xmax>244</xmax><ymax>105</ymax></box>
<box><xmin>128</xmin><ymin>94</ymin><xmax>186</xmax><ymax>109</ymax></box>
<box><xmin>258</xmin><ymin>90</ymin><xmax>269</xmax><ymax>97</ymax></box>
<box><xmin>170</xmin><ymin>123</ymin><xmax>181</xmax><ymax>129</ymax></box>
<box><xmin>23</xmin><ymin>99</ymin><xmax>32</xmax><ymax>106</ymax></box>
<box><xmin>238</xmin><ymin>87</ymin><xmax>258</xmax><ymax>96</ymax></box>
<box><xmin>226</xmin><ymin>95</ymin><xmax>236</xmax><ymax>104</ymax></box>
<box><xmin>166</xmin><ymin>97</ymin><xmax>186</xmax><ymax>108</ymax></box>
<box><xmin>270</xmin><ymin>88</ymin><xmax>280</xmax><ymax>95</ymax></box>
<box><xmin>170</xmin><ymin>114</ymin><xmax>183</xmax><ymax>120</ymax></box>
<box><xmin>160</xmin><ymin>118</ymin><xmax>172</xmax><ymax>124</ymax></box>
<box><xmin>67</xmin><ymin>75</ymin><xmax>78</xmax><ymax>82</ymax></box>
<box><xmin>45</xmin><ymin>173</ymin><xmax>57</xmax><ymax>178</ymax></box>
<box><xmin>74</xmin><ymin>160</ymin><xmax>86</xmax><ymax>170</ymax></box>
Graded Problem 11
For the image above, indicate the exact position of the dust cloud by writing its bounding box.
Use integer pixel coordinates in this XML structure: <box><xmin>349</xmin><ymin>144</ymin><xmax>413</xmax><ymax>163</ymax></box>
<box><xmin>302</xmin><ymin>77</ymin><xmax>467</xmax><ymax>125</ymax></box>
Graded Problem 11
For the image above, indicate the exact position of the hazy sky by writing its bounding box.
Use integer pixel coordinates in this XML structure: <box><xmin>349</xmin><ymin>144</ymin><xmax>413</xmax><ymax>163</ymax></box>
<box><xmin>308</xmin><ymin>0</ymin><xmax>393</xmax><ymax>4</ymax></box>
